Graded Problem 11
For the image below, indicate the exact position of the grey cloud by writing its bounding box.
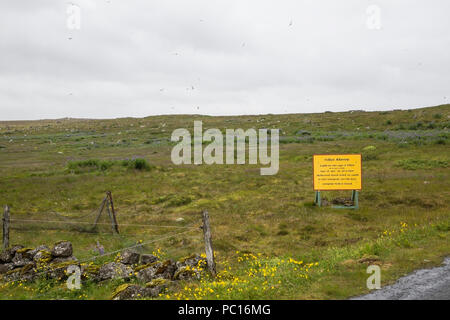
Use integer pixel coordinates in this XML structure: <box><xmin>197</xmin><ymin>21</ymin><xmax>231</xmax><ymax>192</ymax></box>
<box><xmin>0</xmin><ymin>0</ymin><xmax>449</xmax><ymax>120</ymax></box>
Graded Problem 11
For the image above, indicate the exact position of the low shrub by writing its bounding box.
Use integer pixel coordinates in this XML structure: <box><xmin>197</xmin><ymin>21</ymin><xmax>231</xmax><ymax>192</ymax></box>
<box><xmin>67</xmin><ymin>158</ymin><xmax>152</xmax><ymax>173</ymax></box>
<box><xmin>121</xmin><ymin>158</ymin><xmax>152</xmax><ymax>171</ymax></box>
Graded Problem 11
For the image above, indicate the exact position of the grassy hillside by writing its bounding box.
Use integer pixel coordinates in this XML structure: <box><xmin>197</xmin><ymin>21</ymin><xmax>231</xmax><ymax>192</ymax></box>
<box><xmin>0</xmin><ymin>104</ymin><xmax>449</xmax><ymax>299</ymax></box>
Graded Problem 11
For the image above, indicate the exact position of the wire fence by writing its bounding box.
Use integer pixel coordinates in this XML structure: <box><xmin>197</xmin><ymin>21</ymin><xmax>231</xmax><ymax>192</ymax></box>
<box><xmin>1</xmin><ymin>192</ymin><xmax>208</xmax><ymax>269</ymax></box>
<box><xmin>0</xmin><ymin>227</ymin><xmax>202</xmax><ymax>291</ymax></box>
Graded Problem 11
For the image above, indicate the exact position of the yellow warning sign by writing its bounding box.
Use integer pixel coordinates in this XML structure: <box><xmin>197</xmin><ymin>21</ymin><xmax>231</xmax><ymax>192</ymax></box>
<box><xmin>313</xmin><ymin>154</ymin><xmax>362</xmax><ymax>190</ymax></box>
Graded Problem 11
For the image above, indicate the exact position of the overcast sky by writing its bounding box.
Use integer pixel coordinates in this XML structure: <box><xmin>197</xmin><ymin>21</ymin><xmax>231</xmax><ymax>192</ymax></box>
<box><xmin>0</xmin><ymin>0</ymin><xmax>449</xmax><ymax>120</ymax></box>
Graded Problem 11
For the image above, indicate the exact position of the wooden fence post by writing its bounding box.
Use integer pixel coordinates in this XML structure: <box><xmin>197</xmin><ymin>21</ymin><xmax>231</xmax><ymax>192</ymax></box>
<box><xmin>201</xmin><ymin>210</ymin><xmax>216</xmax><ymax>277</ymax></box>
<box><xmin>106</xmin><ymin>191</ymin><xmax>119</xmax><ymax>234</ymax></box>
<box><xmin>3</xmin><ymin>205</ymin><xmax>10</xmax><ymax>250</ymax></box>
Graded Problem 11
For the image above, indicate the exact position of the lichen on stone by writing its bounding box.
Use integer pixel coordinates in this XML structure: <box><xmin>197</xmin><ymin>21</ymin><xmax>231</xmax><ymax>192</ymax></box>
<box><xmin>145</xmin><ymin>278</ymin><xmax>169</xmax><ymax>288</ymax></box>
<box><xmin>16</xmin><ymin>248</ymin><xmax>33</xmax><ymax>254</ymax></box>
<box><xmin>111</xmin><ymin>283</ymin><xmax>133</xmax><ymax>299</ymax></box>
<box><xmin>84</xmin><ymin>265</ymin><xmax>100</xmax><ymax>274</ymax></box>
<box><xmin>178</xmin><ymin>253</ymin><xmax>197</xmax><ymax>263</ymax></box>
<box><xmin>34</xmin><ymin>250</ymin><xmax>52</xmax><ymax>263</ymax></box>
<box><xmin>50</xmin><ymin>260</ymin><xmax>78</xmax><ymax>270</ymax></box>
<box><xmin>134</xmin><ymin>261</ymin><xmax>159</xmax><ymax>272</ymax></box>
<box><xmin>20</xmin><ymin>263</ymin><xmax>34</xmax><ymax>275</ymax></box>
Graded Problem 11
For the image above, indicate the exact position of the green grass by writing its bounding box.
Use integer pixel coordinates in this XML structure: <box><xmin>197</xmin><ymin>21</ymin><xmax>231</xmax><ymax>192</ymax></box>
<box><xmin>395</xmin><ymin>158</ymin><xmax>448</xmax><ymax>170</ymax></box>
<box><xmin>0</xmin><ymin>104</ymin><xmax>449</xmax><ymax>299</ymax></box>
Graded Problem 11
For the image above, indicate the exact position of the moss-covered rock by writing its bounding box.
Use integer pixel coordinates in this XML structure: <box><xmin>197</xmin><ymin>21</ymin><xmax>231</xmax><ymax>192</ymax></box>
<box><xmin>12</xmin><ymin>252</ymin><xmax>32</xmax><ymax>267</ymax></box>
<box><xmin>145</xmin><ymin>278</ymin><xmax>169</xmax><ymax>288</ymax></box>
<box><xmin>48</xmin><ymin>260</ymin><xmax>79</xmax><ymax>280</ymax></box>
<box><xmin>173</xmin><ymin>266</ymin><xmax>200</xmax><ymax>281</ymax></box>
<box><xmin>51</xmin><ymin>241</ymin><xmax>73</xmax><ymax>258</ymax></box>
<box><xmin>97</xmin><ymin>262</ymin><xmax>133</xmax><ymax>281</ymax></box>
<box><xmin>82</xmin><ymin>264</ymin><xmax>100</xmax><ymax>274</ymax></box>
<box><xmin>134</xmin><ymin>261</ymin><xmax>159</xmax><ymax>273</ymax></box>
<box><xmin>176</xmin><ymin>254</ymin><xmax>204</xmax><ymax>269</ymax></box>
<box><xmin>16</xmin><ymin>248</ymin><xmax>33</xmax><ymax>254</ymax></box>
<box><xmin>140</xmin><ymin>254</ymin><xmax>158</xmax><ymax>265</ymax></box>
<box><xmin>0</xmin><ymin>263</ymin><xmax>14</xmax><ymax>274</ymax></box>
<box><xmin>111</xmin><ymin>283</ymin><xmax>165</xmax><ymax>300</ymax></box>
<box><xmin>119</xmin><ymin>250</ymin><xmax>140</xmax><ymax>265</ymax></box>
<box><xmin>0</xmin><ymin>249</ymin><xmax>13</xmax><ymax>263</ymax></box>
<box><xmin>155</xmin><ymin>259</ymin><xmax>176</xmax><ymax>279</ymax></box>
<box><xmin>4</xmin><ymin>263</ymin><xmax>36</xmax><ymax>282</ymax></box>
<box><xmin>33</xmin><ymin>250</ymin><xmax>52</xmax><ymax>264</ymax></box>
<box><xmin>9</xmin><ymin>245</ymin><xmax>24</xmax><ymax>255</ymax></box>
<box><xmin>28</xmin><ymin>245</ymin><xmax>50</xmax><ymax>259</ymax></box>
<box><xmin>178</xmin><ymin>253</ymin><xmax>198</xmax><ymax>264</ymax></box>
<box><xmin>136</xmin><ymin>263</ymin><xmax>161</xmax><ymax>282</ymax></box>
<box><xmin>20</xmin><ymin>263</ymin><xmax>35</xmax><ymax>275</ymax></box>
<box><xmin>111</xmin><ymin>283</ymin><xmax>135</xmax><ymax>300</ymax></box>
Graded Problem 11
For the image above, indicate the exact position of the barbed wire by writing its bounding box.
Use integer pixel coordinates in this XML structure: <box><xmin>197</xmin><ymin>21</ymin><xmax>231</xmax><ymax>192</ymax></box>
<box><xmin>9</xmin><ymin>227</ymin><xmax>122</xmax><ymax>236</ymax></box>
<box><xmin>10</xmin><ymin>218</ymin><xmax>200</xmax><ymax>229</ymax></box>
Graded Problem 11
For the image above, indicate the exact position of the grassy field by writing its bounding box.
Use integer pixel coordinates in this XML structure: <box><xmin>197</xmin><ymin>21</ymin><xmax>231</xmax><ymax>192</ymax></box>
<box><xmin>0</xmin><ymin>104</ymin><xmax>449</xmax><ymax>299</ymax></box>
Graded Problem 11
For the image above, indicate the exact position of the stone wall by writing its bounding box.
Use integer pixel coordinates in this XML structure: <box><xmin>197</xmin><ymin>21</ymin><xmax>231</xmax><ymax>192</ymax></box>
<box><xmin>0</xmin><ymin>241</ymin><xmax>206</xmax><ymax>300</ymax></box>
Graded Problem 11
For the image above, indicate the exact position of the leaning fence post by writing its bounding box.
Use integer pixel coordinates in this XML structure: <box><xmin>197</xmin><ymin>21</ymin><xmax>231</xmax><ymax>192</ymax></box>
<box><xmin>93</xmin><ymin>196</ymin><xmax>107</xmax><ymax>229</ymax></box>
<box><xmin>106</xmin><ymin>191</ymin><xmax>119</xmax><ymax>234</ymax></box>
<box><xmin>3</xmin><ymin>205</ymin><xmax>10</xmax><ymax>250</ymax></box>
<box><xmin>201</xmin><ymin>210</ymin><xmax>216</xmax><ymax>277</ymax></box>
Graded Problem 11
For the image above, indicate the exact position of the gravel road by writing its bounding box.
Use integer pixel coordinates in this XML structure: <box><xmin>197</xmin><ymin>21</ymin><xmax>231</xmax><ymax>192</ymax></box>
<box><xmin>353</xmin><ymin>257</ymin><xmax>450</xmax><ymax>300</ymax></box>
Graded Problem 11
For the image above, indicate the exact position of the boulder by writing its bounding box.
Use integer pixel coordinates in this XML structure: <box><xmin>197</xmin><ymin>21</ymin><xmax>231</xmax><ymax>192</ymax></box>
<box><xmin>3</xmin><ymin>269</ymin><xmax>22</xmax><ymax>282</ymax></box>
<box><xmin>18</xmin><ymin>263</ymin><xmax>37</xmax><ymax>281</ymax></box>
<box><xmin>4</xmin><ymin>263</ymin><xmax>36</xmax><ymax>282</ymax></box>
<box><xmin>33</xmin><ymin>250</ymin><xmax>52</xmax><ymax>263</ymax></box>
<box><xmin>140</xmin><ymin>254</ymin><xmax>158</xmax><ymax>265</ymax></box>
<box><xmin>145</xmin><ymin>278</ymin><xmax>169</xmax><ymax>289</ymax></box>
<box><xmin>111</xmin><ymin>283</ymin><xmax>164</xmax><ymax>300</ymax></box>
<box><xmin>0</xmin><ymin>263</ymin><xmax>14</xmax><ymax>274</ymax></box>
<box><xmin>12</xmin><ymin>252</ymin><xmax>32</xmax><ymax>267</ymax></box>
<box><xmin>51</xmin><ymin>241</ymin><xmax>73</xmax><ymax>258</ymax></box>
<box><xmin>81</xmin><ymin>264</ymin><xmax>100</xmax><ymax>280</ymax></box>
<box><xmin>136</xmin><ymin>260</ymin><xmax>176</xmax><ymax>282</ymax></box>
<box><xmin>136</xmin><ymin>263</ymin><xmax>161</xmax><ymax>282</ymax></box>
<box><xmin>48</xmin><ymin>261</ymin><xmax>80</xmax><ymax>280</ymax></box>
<box><xmin>0</xmin><ymin>250</ymin><xmax>13</xmax><ymax>263</ymax></box>
<box><xmin>111</xmin><ymin>284</ymin><xmax>142</xmax><ymax>300</ymax></box>
<box><xmin>97</xmin><ymin>262</ymin><xmax>133</xmax><ymax>281</ymax></box>
<box><xmin>176</xmin><ymin>254</ymin><xmax>202</xmax><ymax>269</ymax></box>
<box><xmin>14</xmin><ymin>248</ymin><xmax>36</xmax><ymax>260</ymax></box>
<box><xmin>28</xmin><ymin>245</ymin><xmax>50</xmax><ymax>259</ymax></box>
<box><xmin>9</xmin><ymin>245</ymin><xmax>24</xmax><ymax>255</ymax></box>
<box><xmin>173</xmin><ymin>266</ymin><xmax>200</xmax><ymax>281</ymax></box>
<box><xmin>119</xmin><ymin>250</ymin><xmax>140</xmax><ymax>265</ymax></box>
<box><xmin>154</xmin><ymin>260</ymin><xmax>177</xmax><ymax>280</ymax></box>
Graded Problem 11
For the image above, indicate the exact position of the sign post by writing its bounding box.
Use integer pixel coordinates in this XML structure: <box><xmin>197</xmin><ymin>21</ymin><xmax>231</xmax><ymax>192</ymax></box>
<box><xmin>313</xmin><ymin>154</ymin><xmax>362</xmax><ymax>209</ymax></box>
